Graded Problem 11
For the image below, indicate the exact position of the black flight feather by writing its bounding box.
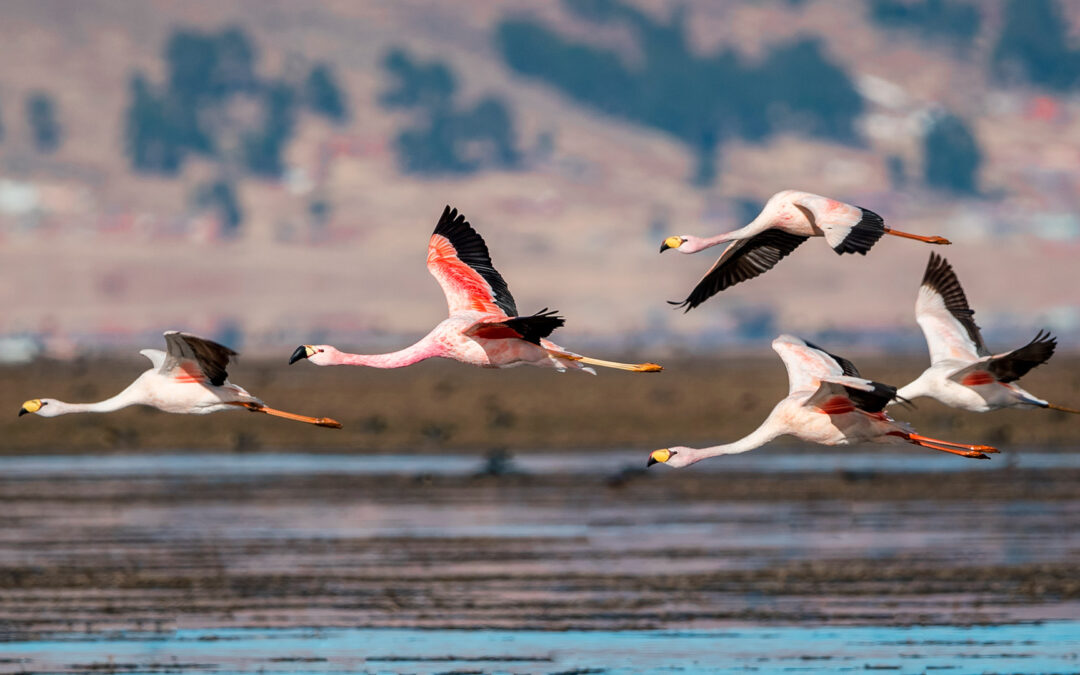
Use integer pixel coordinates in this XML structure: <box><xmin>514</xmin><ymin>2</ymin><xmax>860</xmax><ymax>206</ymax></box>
<box><xmin>921</xmin><ymin>253</ymin><xmax>990</xmax><ymax>357</ymax></box>
<box><xmin>432</xmin><ymin>205</ymin><xmax>518</xmax><ymax>317</ymax></box>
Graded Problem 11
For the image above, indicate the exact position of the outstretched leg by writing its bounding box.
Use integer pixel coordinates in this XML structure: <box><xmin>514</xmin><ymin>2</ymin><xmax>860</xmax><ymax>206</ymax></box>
<box><xmin>1046</xmin><ymin>403</ymin><xmax>1080</xmax><ymax>414</ymax></box>
<box><xmin>892</xmin><ymin>431</ymin><xmax>996</xmax><ymax>459</ymax></box>
<box><xmin>546</xmin><ymin>349</ymin><xmax>662</xmax><ymax>373</ymax></box>
<box><xmin>229</xmin><ymin>402</ymin><xmax>342</xmax><ymax>428</ymax></box>
<box><xmin>883</xmin><ymin>227</ymin><xmax>951</xmax><ymax>245</ymax></box>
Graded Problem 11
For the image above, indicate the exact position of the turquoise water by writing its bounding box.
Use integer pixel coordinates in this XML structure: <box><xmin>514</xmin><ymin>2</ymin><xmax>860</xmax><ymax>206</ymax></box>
<box><xmin>4</xmin><ymin>623</ymin><xmax>1079</xmax><ymax>674</ymax></box>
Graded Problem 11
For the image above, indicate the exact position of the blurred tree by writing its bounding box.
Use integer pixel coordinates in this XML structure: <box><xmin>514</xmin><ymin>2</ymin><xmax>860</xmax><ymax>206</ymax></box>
<box><xmin>305</xmin><ymin>63</ymin><xmax>349</xmax><ymax>122</ymax></box>
<box><xmin>125</xmin><ymin>75</ymin><xmax>184</xmax><ymax>174</ymax></box>
<box><xmin>380</xmin><ymin>48</ymin><xmax>520</xmax><ymax>175</ymax></box>
<box><xmin>992</xmin><ymin>0</ymin><xmax>1080</xmax><ymax>90</ymax></box>
<box><xmin>197</xmin><ymin>179</ymin><xmax>244</xmax><ymax>237</ymax></box>
<box><xmin>26</xmin><ymin>92</ymin><xmax>62</xmax><ymax>154</ymax></box>
<box><xmin>868</xmin><ymin>0</ymin><xmax>981</xmax><ymax>46</ymax></box>
<box><xmin>497</xmin><ymin>0</ymin><xmax>863</xmax><ymax>186</ymax></box>
<box><xmin>924</xmin><ymin>112</ymin><xmax>981</xmax><ymax>194</ymax></box>
<box><xmin>242</xmin><ymin>81</ymin><xmax>297</xmax><ymax>177</ymax></box>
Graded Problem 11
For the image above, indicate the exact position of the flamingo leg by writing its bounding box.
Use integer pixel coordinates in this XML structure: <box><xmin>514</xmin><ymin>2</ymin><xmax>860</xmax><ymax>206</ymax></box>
<box><xmin>546</xmin><ymin>350</ymin><xmax>663</xmax><ymax>373</ymax></box>
<box><xmin>907</xmin><ymin>432</ymin><xmax>998</xmax><ymax>453</ymax></box>
<box><xmin>902</xmin><ymin>432</ymin><xmax>996</xmax><ymax>459</ymax></box>
<box><xmin>228</xmin><ymin>402</ymin><xmax>342</xmax><ymax>428</ymax></box>
<box><xmin>1046</xmin><ymin>403</ymin><xmax>1080</xmax><ymax>414</ymax></box>
<box><xmin>883</xmin><ymin>228</ymin><xmax>951</xmax><ymax>245</ymax></box>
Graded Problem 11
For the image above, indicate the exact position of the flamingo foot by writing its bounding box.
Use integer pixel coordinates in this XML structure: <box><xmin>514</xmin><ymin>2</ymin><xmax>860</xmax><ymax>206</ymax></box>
<box><xmin>1046</xmin><ymin>403</ymin><xmax>1080</xmax><ymax>414</ymax></box>
<box><xmin>548</xmin><ymin>350</ymin><xmax>663</xmax><ymax>373</ymax></box>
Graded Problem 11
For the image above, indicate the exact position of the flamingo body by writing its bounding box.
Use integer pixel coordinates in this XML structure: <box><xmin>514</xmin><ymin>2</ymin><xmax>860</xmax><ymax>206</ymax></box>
<box><xmin>19</xmin><ymin>332</ymin><xmax>341</xmax><ymax>428</ymax></box>
<box><xmin>291</xmin><ymin>206</ymin><xmax>662</xmax><ymax>374</ymax></box>
<box><xmin>661</xmin><ymin>189</ymin><xmax>950</xmax><ymax>311</ymax></box>
<box><xmin>648</xmin><ymin>335</ymin><xmax>996</xmax><ymax>469</ymax></box>
<box><xmin>895</xmin><ymin>254</ymin><xmax>1071</xmax><ymax>413</ymax></box>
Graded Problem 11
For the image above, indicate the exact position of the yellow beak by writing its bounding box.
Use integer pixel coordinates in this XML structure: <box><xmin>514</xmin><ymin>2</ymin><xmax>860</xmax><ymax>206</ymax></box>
<box><xmin>647</xmin><ymin>448</ymin><xmax>672</xmax><ymax>467</ymax></box>
<box><xmin>660</xmin><ymin>236</ymin><xmax>683</xmax><ymax>252</ymax></box>
<box><xmin>19</xmin><ymin>399</ymin><xmax>42</xmax><ymax>416</ymax></box>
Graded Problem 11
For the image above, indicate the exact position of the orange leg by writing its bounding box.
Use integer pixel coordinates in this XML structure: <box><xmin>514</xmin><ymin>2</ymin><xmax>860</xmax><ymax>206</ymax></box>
<box><xmin>546</xmin><ymin>349</ymin><xmax>663</xmax><ymax>373</ymax></box>
<box><xmin>908</xmin><ymin>432</ymin><xmax>998</xmax><ymax>453</ymax></box>
<box><xmin>1047</xmin><ymin>403</ymin><xmax>1080</xmax><ymax>414</ymax></box>
<box><xmin>229</xmin><ymin>402</ymin><xmax>342</xmax><ymax>428</ymax></box>
<box><xmin>883</xmin><ymin>227</ymin><xmax>951</xmax><ymax>245</ymax></box>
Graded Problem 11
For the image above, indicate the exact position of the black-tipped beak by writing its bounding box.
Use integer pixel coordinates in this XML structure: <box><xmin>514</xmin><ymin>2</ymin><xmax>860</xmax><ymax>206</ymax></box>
<box><xmin>288</xmin><ymin>345</ymin><xmax>310</xmax><ymax>365</ymax></box>
<box><xmin>659</xmin><ymin>242</ymin><xmax>671</xmax><ymax>253</ymax></box>
<box><xmin>18</xmin><ymin>408</ymin><xmax>29</xmax><ymax>417</ymax></box>
<box><xmin>646</xmin><ymin>456</ymin><xmax>659</xmax><ymax>467</ymax></box>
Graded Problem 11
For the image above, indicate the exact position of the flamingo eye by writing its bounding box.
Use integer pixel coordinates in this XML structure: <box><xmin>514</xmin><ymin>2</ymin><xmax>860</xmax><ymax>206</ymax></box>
<box><xmin>317</xmin><ymin>349</ymin><xmax>324</xmax><ymax>353</ymax></box>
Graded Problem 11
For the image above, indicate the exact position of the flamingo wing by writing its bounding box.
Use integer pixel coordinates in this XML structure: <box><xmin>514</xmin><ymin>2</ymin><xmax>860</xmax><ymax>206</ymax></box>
<box><xmin>771</xmin><ymin>334</ymin><xmax>853</xmax><ymax>394</ymax></box>
<box><xmin>427</xmin><ymin>206</ymin><xmax>517</xmax><ymax>317</ymax></box>
<box><xmin>948</xmin><ymin>330</ymin><xmax>1056</xmax><ymax>385</ymax></box>
<box><xmin>464</xmin><ymin>309</ymin><xmax>565</xmax><ymax>345</ymax></box>
<box><xmin>161</xmin><ymin>331</ymin><xmax>237</xmax><ymax>387</ymax></box>
<box><xmin>915</xmin><ymin>253</ymin><xmax>989</xmax><ymax>365</ymax></box>
<box><xmin>804</xmin><ymin>376</ymin><xmax>898</xmax><ymax>414</ymax></box>
<box><xmin>792</xmin><ymin>193</ymin><xmax>886</xmax><ymax>255</ymax></box>
<box><xmin>669</xmin><ymin>229</ymin><xmax>808</xmax><ymax>311</ymax></box>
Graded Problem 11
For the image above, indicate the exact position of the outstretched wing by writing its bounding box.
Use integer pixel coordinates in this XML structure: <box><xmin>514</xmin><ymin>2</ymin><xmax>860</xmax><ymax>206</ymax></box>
<box><xmin>792</xmin><ymin>192</ymin><xmax>885</xmax><ymax>255</ymax></box>
<box><xmin>161</xmin><ymin>331</ymin><xmax>237</xmax><ymax>387</ymax></box>
<box><xmin>464</xmin><ymin>308</ymin><xmax>565</xmax><ymax>345</ymax></box>
<box><xmin>804</xmin><ymin>377</ymin><xmax>898</xmax><ymax>414</ymax></box>
<box><xmin>772</xmin><ymin>334</ymin><xmax>854</xmax><ymax>394</ymax></box>
<box><xmin>427</xmin><ymin>206</ymin><xmax>517</xmax><ymax>317</ymax></box>
<box><xmin>669</xmin><ymin>230</ymin><xmax>808</xmax><ymax>311</ymax></box>
<box><xmin>949</xmin><ymin>330</ymin><xmax>1056</xmax><ymax>386</ymax></box>
<box><xmin>915</xmin><ymin>253</ymin><xmax>989</xmax><ymax>364</ymax></box>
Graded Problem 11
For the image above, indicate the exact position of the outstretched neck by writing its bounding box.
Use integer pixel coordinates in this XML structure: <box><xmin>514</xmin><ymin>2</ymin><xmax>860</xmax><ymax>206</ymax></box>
<box><xmin>330</xmin><ymin>340</ymin><xmax>442</xmax><ymax>369</ymax></box>
<box><xmin>49</xmin><ymin>390</ymin><xmax>141</xmax><ymax>415</ymax></box>
<box><xmin>681</xmin><ymin>421</ymin><xmax>782</xmax><ymax>465</ymax></box>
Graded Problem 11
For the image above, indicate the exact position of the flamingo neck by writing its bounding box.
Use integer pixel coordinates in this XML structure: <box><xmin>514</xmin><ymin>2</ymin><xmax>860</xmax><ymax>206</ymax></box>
<box><xmin>331</xmin><ymin>341</ymin><xmax>441</xmax><ymax>369</ymax></box>
<box><xmin>49</xmin><ymin>389</ymin><xmax>141</xmax><ymax>415</ymax></box>
<box><xmin>681</xmin><ymin>422</ymin><xmax>782</xmax><ymax>465</ymax></box>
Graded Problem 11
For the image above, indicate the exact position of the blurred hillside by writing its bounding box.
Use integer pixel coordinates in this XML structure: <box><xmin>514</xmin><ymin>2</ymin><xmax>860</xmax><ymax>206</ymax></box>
<box><xmin>0</xmin><ymin>0</ymin><xmax>1078</xmax><ymax>360</ymax></box>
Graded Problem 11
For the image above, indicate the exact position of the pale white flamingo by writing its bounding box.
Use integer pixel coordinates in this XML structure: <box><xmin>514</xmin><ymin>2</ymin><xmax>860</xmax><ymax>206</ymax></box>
<box><xmin>895</xmin><ymin>253</ymin><xmax>1078</xmax><ymax>414</ymax></box>
<box><xmin>647</xmin><ymin>334</ymin><xmax>996</xmax><ymax>469</ymax></box>
<box><xmin>19</xmin><ymin>332</ymin><xmax>342</xmax><ymax>428</ymax></box>
<box><xmin>290</xmin><ymin>206</ymin><xmax>662</xmax><ymax>374</ymax></box>
<box><xmin>660</xmin><ymin>189</ymin><xmax>951</xmax><ymax>310</ymax></box>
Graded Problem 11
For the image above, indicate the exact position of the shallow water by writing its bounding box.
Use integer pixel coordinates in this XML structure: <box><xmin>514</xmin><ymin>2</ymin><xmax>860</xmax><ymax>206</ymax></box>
<box><xmin>0</xmin><ymin>447</ymin><xmax>1075</xmax><ymax>478</ymax></box>
<box><xmin>4</xmin><ymin>623</ymin><xmax>1080</xmax><ymax>674</ymax></box>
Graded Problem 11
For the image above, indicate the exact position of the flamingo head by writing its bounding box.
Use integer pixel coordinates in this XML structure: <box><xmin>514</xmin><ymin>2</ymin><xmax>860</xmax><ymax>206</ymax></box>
<box><xmin>289</xmin><ymin>344</ymin><xmax>338</xmax><ymax>366</ymax></box>
<box><xmin>660</xmin><ymin>235</ymin><xmax>709</xmax><ymax>254</ymax></box>
<box><xmin>646</xmin><ymin>446</ymin><xmax>696</xmax><ymax>468</ymax></box>
<box><xmin>18</xmin><ymin>398</ymin><xmax>59</xmax><ymax>418</ymax></box>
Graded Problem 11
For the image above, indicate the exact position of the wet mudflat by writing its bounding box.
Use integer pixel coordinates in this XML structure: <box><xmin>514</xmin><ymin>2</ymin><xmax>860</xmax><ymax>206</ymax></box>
<box><xmin>0</xmin><ymin>450</ymin><xmax>1078</xmax><ymax>673</ymax></box>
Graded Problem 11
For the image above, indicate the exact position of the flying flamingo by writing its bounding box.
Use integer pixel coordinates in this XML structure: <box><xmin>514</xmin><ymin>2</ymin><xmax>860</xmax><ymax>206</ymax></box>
<box><xmin>289</xmin><ymin>206</ymin><xmax>663</xmax><ymax>374</ymax></box>
<box><xmin>660</xmin><ymin>190</ymin><xmax>951</xmax><ymax>311</ymax></box>
<box><xmin>18</xmin><ymin>332</ymin><xmax>342</xmax><ymax>428</ymax></box>
<box><xmin>895</xmin><ymin>253</ymin><xmax>1078</xmax><ymax>414</ymax></box>
<box><xmin>647</xmin><ymin>334</ymin><xmax>996</xmax><ymax>469</ymax></box>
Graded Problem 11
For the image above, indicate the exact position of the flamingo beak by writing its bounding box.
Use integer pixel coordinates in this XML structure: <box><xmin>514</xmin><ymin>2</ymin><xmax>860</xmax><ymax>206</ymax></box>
<box><xmin>647</xmin><ymin>448</ymin><xmax>672</xmax><ymax>467</ymax></box>
<box><xmin>289</xmin><ymin>345</ymin><xmax>314</xmax><ymax>365</ymax></box>
<box><xmin>660</xmin><ymin>236</ymin><xmax>683</xmax><ymax>253</ymax></box>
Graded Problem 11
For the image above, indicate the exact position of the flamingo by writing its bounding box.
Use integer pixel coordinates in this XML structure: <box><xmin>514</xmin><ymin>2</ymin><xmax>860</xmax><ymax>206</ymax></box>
<box><xmin>894</xmin><ymin>253</ymin><xmax>1078</xmax><ymax>414</ymax></box>
<box><xmin>18</xmin><ymin>332</ymin><xmax>342</xmax><ymax>428</ymax></box>
<box><xmin>647</xmin><ymin>334</ymin><xmax>997</xmax><ymax>469</ymax></box>
<box><xmin>660</xmin><ymin>190</ymin><xmax>951</xmax><ymax>311</ymax></box>
<box><xmin>289</xmin><ymin>206</ymin><xmax>663</xmax><ymax>374</ymax></box>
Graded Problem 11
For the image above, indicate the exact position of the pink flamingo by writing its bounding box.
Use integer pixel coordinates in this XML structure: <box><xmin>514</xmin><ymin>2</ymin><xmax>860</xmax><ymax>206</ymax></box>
<box><xmin>19</xmin><ymin>332</ymin><xmax>341</xmax><ymax>428</ymax></box>
<box><xmin>290</xmin><ymin>206</ymin><xmax>663</xmax><ymax>374</ymax></box>
<box><xmin>647</xmin><ymin>335</ymin><xmax>996</xmax><ymax>469</ymax></box>
<box><xmin>660</xmin><ymin>190</ymin><xmax>951</xmax><ymax>310</ymax></box>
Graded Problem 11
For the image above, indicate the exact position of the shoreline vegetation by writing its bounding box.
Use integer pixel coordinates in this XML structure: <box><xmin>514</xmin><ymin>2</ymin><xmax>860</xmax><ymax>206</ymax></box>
<box><xmin>2</xmin><ymin>355</ymin><xmax>1079</xmax><ymax>454</ymax></box>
